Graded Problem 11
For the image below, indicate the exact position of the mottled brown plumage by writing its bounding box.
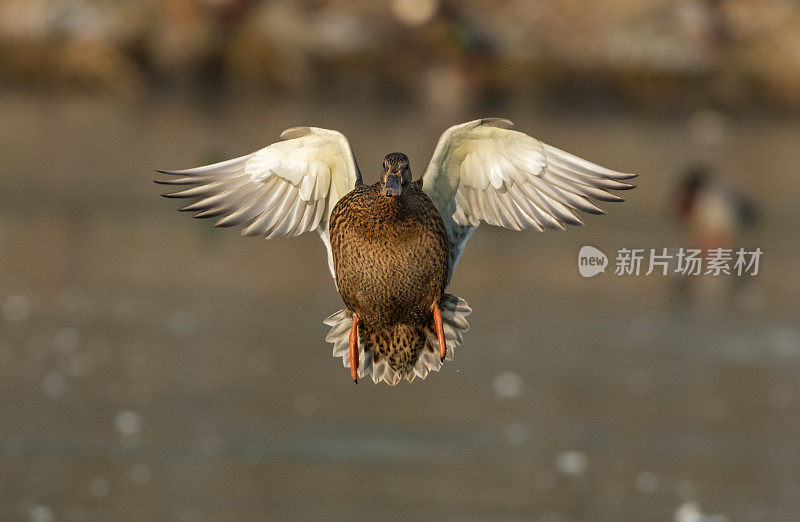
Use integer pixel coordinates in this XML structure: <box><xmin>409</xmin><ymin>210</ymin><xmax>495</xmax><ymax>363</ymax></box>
<box><xmin>329</xmin><ymin>153</ymin><xmax>449</xmax><ymax>379</ymax></box>
<box><xmin>157</xmin><ymin>119</ymin><xmax>635</xmax><ymax>385</ymax></box>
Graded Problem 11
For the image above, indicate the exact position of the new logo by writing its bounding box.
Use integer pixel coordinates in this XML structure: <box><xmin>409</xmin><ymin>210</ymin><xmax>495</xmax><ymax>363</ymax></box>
<box><xmin>578</xmin><ymin>246</ymin><xmax>608</xmax><ymax>278</ymax></box>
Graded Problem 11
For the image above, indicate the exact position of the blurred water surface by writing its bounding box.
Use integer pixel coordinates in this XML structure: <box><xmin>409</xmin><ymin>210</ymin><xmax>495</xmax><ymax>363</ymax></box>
<box><xmin>1</xmin><ymin>91</ymin><xmax>799</xmax><ymax>521</ymax></box>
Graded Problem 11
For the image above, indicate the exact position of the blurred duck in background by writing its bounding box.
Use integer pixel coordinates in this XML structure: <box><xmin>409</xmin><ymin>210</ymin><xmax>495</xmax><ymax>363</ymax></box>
<box><xmin>676</xmin><ymin>163</ymin><xmax>758</xmax><ymax>252</ymax></box>
<box><xmin>677</xmin><ymin>109</ymin><xmax>758</xmax><ymax>251</ymax></box>
<box><xmin>674</xmin><ymin>110</ymin><xmax>761</xmax><ymax>311</ymax></box>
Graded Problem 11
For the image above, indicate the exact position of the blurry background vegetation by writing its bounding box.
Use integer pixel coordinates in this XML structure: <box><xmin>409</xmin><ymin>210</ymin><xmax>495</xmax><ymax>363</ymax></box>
<box><xmin>1</xmin><ymin>1</ymin><xmax>799</xmax><ymax>521</ymax></box>
<box><xmin>2</xmin><ymin>0</ymin><xmax>800</xmax><ymax>111</ymax></box>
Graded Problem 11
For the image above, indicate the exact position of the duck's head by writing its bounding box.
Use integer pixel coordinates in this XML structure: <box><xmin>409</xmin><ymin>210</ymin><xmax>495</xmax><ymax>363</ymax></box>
<box><xmin>380</xmin><ymin>152</ymin><xmax>412</xmax><ymax>197</ymax></box>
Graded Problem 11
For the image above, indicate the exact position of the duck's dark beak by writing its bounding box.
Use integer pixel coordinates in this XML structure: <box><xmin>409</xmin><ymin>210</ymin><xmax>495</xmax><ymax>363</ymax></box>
<box><xmin>384</xmin><ymin>174</ymin><xmax>402</xmax><ymax>197</ymax></box>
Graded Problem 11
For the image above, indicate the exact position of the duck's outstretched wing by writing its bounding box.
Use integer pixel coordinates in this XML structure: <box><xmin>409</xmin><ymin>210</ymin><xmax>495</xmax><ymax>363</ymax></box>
<box><xmin>421</xmin><ymin>118</ymin><xmax>637</xmax><ymax>282</ymax></box>
<box><xmin>156</xmin><ymin>127</ymin><xmax>361</xmax><ymax>279</ymax></box>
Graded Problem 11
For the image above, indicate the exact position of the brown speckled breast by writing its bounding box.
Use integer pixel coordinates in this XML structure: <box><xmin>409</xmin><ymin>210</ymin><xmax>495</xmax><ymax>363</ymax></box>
<box><xmin>329</xmin><ymin>181</ymin><xmax>449</xmax><ymax>330</ymax></box>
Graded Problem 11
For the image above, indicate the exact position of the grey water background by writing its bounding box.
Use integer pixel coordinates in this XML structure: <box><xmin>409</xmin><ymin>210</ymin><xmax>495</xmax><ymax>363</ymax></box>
<box><xmin>1</xmin><ymin>90</ymin><xmax>799</xmax><ymax>521</ymax></box>
<box><xmin>2</xmin><ymin>1</ymin><xmax>800</xmax><ymax>518</ymax></box>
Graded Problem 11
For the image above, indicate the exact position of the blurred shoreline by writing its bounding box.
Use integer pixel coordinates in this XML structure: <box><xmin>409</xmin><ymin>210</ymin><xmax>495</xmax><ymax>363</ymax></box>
<box><xmin>3</xmin><ymin>0</ymin><xmax>800</xmax><ymax>113</ymax></box>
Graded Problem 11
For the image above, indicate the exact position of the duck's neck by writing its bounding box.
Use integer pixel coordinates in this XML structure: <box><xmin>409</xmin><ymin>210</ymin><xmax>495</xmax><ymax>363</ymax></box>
<box><xmin>376</xmin><ymin>192</ymin><xmax>407</xmax><ymax>208</ymax></box>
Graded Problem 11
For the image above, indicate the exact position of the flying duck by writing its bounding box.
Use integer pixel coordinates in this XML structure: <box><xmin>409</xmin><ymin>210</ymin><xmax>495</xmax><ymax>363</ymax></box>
<box><xmin>157</xmin><ymin>118</ymin><xmax>636</xmax><ymax>385</ymax></box>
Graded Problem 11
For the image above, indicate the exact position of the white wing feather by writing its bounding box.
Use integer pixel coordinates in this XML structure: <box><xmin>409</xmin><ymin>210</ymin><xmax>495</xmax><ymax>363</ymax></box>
<box><xmin>421</xmin><ymin>118</ymin><xmax>636</xmax><ymax>281</ymax></box>
<box><xmin>157</xmin><ymin>127</ymin><xmax>361</xmax><ymax>280</ymax></box>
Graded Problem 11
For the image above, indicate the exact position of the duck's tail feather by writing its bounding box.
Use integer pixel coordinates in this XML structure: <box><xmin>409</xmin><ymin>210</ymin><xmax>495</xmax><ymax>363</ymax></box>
<box><xmin>323</xmin><ymin>294</ymin><xmax>471</xmax><ymax>385</ymax></box>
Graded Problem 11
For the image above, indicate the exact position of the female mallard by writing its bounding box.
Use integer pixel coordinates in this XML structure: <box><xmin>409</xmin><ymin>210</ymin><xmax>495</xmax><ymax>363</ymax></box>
<box><xmin>158</xmin><ymin>118</ymin><xmax>636</xmax><ymax>385</ymax></box>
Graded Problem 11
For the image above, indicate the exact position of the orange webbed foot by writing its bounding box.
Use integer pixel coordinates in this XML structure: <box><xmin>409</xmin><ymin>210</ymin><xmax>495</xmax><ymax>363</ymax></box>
<box><xmin>349</xmin><ymin>313</ymin><xmax>359</xmax><ymax>384</ymax></box>
<box><xmin>433</xmin><ymin>303</ymin><xmax>446</xmax><ymax>362</ymax></box>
